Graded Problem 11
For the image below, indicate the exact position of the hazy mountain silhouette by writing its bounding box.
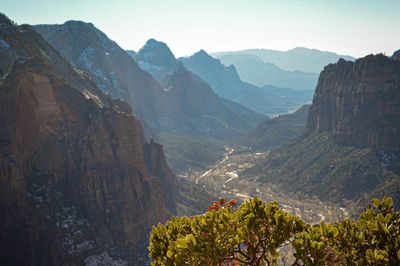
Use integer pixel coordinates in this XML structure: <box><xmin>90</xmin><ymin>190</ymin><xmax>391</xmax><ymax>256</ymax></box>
<box><xmin>180</xmin><ymin>49</ymin><xmax>313</xmax><ymax>115</ymax></box>
<box><xmin>213</xmin><ymin>47</ymin><xmax>355</xmax><ymax>73</ymax></box>
<box><xmin>215</xmin><ymin>53</ymin><xmax>319</xmax><ymax>90</ymax></box>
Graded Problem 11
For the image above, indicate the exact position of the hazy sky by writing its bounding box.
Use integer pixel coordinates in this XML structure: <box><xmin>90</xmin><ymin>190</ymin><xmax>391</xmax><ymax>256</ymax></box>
<box><xmin>2</xmin><ymin>0</ymin><xmax>400</xmax><ymax>57</ymax></box>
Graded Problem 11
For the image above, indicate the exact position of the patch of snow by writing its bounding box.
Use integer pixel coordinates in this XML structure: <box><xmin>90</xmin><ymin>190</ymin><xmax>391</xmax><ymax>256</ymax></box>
<box><xmin>85</xmin><ymin>252</ymin><xmax>128</xmax><ymax>266</ymax></box>
<box><xmin>94</xmin><ymin>68</ymin><xmax>104</xmax><ymax>78</ymax></box>
<box><xmin>82</xmin><ymin>90</ymin><xmax>105</xmax><ymax>108</ymax></box>
<box><xmin>0</xmin><ymin>38</ymin><xmax>10</xmax><ymax>49</ymax></box>
<box><xmin>380</xmin><ymin>151</ymin><xmax>396</xmax><ymax>170</ymax></box>
<box><xmin>68</xmin><ymin>240</ymin><xmax>94</xmax><ymax>255</ymax></box>
<box><xmin>77</xmin><ymin>47</ymin><xmax>95</xmax><ymax>70</ymax></box>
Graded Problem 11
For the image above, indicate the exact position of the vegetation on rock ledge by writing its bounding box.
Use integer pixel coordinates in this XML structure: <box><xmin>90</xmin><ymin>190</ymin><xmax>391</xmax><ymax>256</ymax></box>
<box><xmin>149</xmin><ymin>197</ymin><xmax>400</xmax><ymax>265</ymax></box>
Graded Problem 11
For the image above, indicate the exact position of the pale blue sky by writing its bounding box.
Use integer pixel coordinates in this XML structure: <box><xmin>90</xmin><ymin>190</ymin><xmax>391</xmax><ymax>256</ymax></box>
<box><xmin>2</xmin><ymin>0</ymin><xmax>399</xmax><ymax>57</ymax></box>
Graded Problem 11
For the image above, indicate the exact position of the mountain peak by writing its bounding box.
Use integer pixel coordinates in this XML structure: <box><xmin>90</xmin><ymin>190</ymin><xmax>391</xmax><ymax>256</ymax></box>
<box><xmin>194</xmin><ymin>49</ymin><xmax>208</xmax><ymax>56</ymax></box>
<box><xmin>145</xmin><ymin>38</ymin><xmax>167</xmax><ymax>47</ymax></box>
<box><xmin>136</xmin><ymin>38</ymin><xmax>177</xmax><ymax>69</ymax></box>
<box><xmin>0</xmin><ymin>12</ymin><xmax>14</xmax><ymax>27</ymax></box>
<box><xmin>193</xmin><ymin>49</ymin><xmax>224</xmax><ymax>62</ymax></box>
<box><xmin>63</xmin><ymin>20</ymin><xmax>95</xmax><ymax>29</ymax></box>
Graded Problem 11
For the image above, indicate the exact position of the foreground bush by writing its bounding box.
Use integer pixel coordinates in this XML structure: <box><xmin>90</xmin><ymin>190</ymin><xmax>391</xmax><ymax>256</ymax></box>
<box><xmin>149</xmin><ymin>197</ymin><xmax>400</xmax><ymax>265</ymax></box>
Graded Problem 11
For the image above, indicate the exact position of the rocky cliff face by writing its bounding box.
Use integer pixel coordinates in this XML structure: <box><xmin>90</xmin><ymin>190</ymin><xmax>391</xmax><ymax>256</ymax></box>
<box><xmin>0</xmin><ymin>14</ymin><xmax>176</xmax><ymax>265</ymax></box>
<box><xmin>249</xmin><ymin>53</ymin><xmax>400</xmax><ymax>206</ymax></box>
<box><xmin>308</xmin><ymin>55</ymin><xmax>400</xmax><ymax>151</ymax></box>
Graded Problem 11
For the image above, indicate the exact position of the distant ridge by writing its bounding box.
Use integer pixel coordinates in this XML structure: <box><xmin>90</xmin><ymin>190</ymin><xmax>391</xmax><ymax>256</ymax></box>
<box><xmin>180</xmin><ymin>49</ymin><xmax>313</xmax><ymax>115</ymax></box>
<box><xmin>212</xmin><ymin>47</ymin><xmax>355</xmax><ymax>73</ymax></box>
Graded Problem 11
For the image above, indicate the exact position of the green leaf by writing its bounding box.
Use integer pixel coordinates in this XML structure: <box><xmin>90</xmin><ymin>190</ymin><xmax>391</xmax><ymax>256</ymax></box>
<box><xmin>372</xmin><ymin>198</ymin><xmax>381</xmax><ymax>208</ymax></box>
<box><xmin>397</xmin><ymin>249</ymin><xmax>400</xmax><ymax>260</ymax></box>
<box><xmin>166</xmin><ymin>250</ymin><xmax>174</xmax><ymax>259</ymax></box>
<box><xmin>332</xmin><ymin>227</ymin><xmax>339</xmax><ymax>238</ymax></box>
<box><xmin>176</xmin><ymin>238</ymin><xmax>188</xmax><ymax>249</ymax></box>
<box><xmin>320</xmin><ymin>221</ymin><xmax>327</xmax><ymax>234</ymax></box>
<box><xmin>383</xmin><ymin>197</ymin><xmax>393</xmax><ymax>208</ymax></box>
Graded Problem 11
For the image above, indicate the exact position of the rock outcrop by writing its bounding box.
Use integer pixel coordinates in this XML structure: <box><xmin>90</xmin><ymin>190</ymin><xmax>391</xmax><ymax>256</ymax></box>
<box><xmin>308</xmin><ymin>55</ymin><xmax>400</xmax><ymax>151</ymax></box>
<box><xmin>0</xmin><ymin>14</ymin><xmax>176</xmax><ymax>265</ymax></box>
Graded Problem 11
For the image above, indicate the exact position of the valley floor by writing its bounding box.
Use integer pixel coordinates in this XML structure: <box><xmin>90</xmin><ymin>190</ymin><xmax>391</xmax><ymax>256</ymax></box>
<box><xmin>182</xmin><ymin>146</ymin><xmax>351</xmax><ymax>224</ymax></box>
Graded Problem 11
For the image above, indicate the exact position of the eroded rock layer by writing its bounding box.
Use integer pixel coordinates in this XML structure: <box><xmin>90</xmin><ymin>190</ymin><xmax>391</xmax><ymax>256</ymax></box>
<box><xmin>0</xmin><ymin>14</ymin><xmax>176</xmax><ymax>265</ymax></box>
<box><xmin>308</xmin><ymin>55</ymin><xmax>400</xmax><ymax>151</ymax></box>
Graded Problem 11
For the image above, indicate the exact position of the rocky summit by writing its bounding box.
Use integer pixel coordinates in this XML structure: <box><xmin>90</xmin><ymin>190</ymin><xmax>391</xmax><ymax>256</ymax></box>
<box><xmin>0</xmin><ymin>14</ymin><xmax>176</xmax><ymax>265</ymax></box>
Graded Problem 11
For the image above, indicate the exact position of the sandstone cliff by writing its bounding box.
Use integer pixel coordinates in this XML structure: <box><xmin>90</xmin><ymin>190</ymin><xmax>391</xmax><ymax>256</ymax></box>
<box><xmin>248</xmin><ymin>54</ymin><xmax>400</xmax><ymax>206</ymax></box>
<box><xmin>308</xmin><ymin>55</ymin><xmax>400</xmax><ymax>151</ymax></box>
<box><xmin>0</xmin><ymin>14</ymin><xmax>176</xmax><ymax>265</ymax></box>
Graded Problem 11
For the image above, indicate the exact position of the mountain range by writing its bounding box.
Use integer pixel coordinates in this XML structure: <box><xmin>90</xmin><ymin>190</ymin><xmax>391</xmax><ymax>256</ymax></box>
<box><xmin>180</xmin><ymin>50</ymin><xmax>313</xmax><ymax>115</ymax></box>
<box><xmin>212</xmin><ymin>48</ymin><xmax>355</xmax><ymax>90</ymax></box>
<box><xmin>34</xmin><ymin>24</ymin><xmax>265</xmax><ymax>173</ymax></box>
<box><xmin>213</xmin><ymin>47</ymin><xmax>356</xmax><ymax>72</ymax></box>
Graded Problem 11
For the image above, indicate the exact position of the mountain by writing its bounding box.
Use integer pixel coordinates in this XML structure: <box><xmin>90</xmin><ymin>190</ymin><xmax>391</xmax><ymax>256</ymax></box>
<box><xmin>133</xmin><ymin>40</ymin><xmax>265</xmax><ymax>172</ymax></box>
<box><xmin>126</xmin><ymin>49</ymin><xmax>136</xmax><ymax>59</ymax></box>
<box><xmin>133</xmin><ymin>39</ymin><xmax>264</xmax><ymax>136</ymax></box>
<box><xmin>392</xmin><ymin>49</ymin><xmax>400</xmax><ymax>60</ymax></box>
<box><xmin>34</xmin><ymin>22</ymin><xmax>168</xmax><ymax>131</ymax></box>
<box><xmin>240</xmin><ymin>104</ymin><xmax>310</xmax><ymax>151</ymax></box>
<box><xmin>215</xmin><ymin>53</ymin><xmax>319</xmax><ymax>90</ymax></box>
<box><xmin>180</xmin><ymin>49</ymin><xmax>313</xmax><ymax>115</ymax></box>
<box><xmin>0</xmin><ymin>13</ymin><xmax>176</xmax><ymax>265</ymax></box>
<box><xmin>246</xmin><ymin>54</ymin><xmax>400</xmax><ymax>207</ymax></box>
<box><xmin>212</xmin><ymin>47</ymin><xmax>355</xmax><ymax>73</ymax></box>
<box><xmin>35</xmin><ymin>24</ymin><xmax>264</xmax><ymax>173</ymax></box>
<box><xmin>134</xmin><ymin>38</ymin><xmax>181</xmax><ymax>82</ymax></box>
<box><xmin>307</xmin><ymin>56</ymin><xmax>400</xmax><ymax>151</ymax></box>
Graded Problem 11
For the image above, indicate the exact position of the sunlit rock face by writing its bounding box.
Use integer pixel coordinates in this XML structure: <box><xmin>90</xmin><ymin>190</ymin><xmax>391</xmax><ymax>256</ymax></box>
<box><xmin>308</xmin><ymin>55</ymin><xmax>400</xmax><ymax>151</ymax></box>
<box><xmin>0</xmin><ymin>14</ymin><xmax>176</xmax><ymax>265</ymax></box>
